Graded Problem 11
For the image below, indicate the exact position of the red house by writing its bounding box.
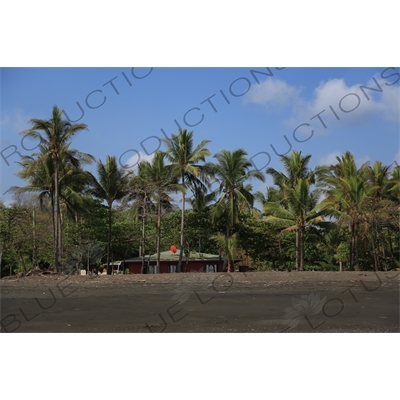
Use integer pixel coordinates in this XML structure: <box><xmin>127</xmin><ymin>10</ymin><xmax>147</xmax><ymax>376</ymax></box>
<box><xmin>121</xmin><ymin>250</ymin><xmax>239</xmax><ymax>274</ymax></box>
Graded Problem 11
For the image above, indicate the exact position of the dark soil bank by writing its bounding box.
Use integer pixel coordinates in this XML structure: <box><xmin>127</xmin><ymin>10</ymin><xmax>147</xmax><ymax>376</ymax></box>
<box><xmin>1</xmin><ymin>271</ymin><xmax>399</xmax><ymax>333</ymax></box>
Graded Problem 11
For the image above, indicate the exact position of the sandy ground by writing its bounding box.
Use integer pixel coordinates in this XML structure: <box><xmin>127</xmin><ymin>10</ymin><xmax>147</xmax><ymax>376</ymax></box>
<box><xmin>1</xmin><ymin>271</ymin><xmax>399</xmax><ymax>333</ymax></box>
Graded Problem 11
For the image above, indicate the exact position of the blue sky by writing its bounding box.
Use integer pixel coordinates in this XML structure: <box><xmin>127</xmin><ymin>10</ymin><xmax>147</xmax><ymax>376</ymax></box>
<box><xmin>1</xmin><ymin>67</ymin><xmax>399</xmax><ymax>204</ymax></box>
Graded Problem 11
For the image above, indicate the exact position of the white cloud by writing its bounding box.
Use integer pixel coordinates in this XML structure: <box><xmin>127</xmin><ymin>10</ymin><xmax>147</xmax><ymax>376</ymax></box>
<box><xmin>244</xmin><ymin>78</ymin><xmax>302</xmax><ymax>108</ymax></box>
<box><xmin>123</xmin><ymin>151</ymin><xmax>155</xmax><ymax>172</ymax></box>
<box><xmin>318</xmin><ymin>152</ymin><xmax>370</xmax><ymax>168</ymax></box>
<box><xmin>245</xmin><ymin>74</ymin><xmax>400</xmax><ymax>134</ymax></box>
<box><xmin>294</xmin><ymin>77</ymin><xmax>399</xmax><ymax>128</ymax></box>
<box><xmin>2</xmin><ymin>109</ymin><xmax>35</xmax><ymax>134</ymax></box>
<box><xmin>318</xmin><ymin>151</ymin><xmax>341</xmax><ymax>166</ymax></box>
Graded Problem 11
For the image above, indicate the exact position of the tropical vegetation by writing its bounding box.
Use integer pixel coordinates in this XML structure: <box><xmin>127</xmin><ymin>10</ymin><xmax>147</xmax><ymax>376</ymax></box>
<box><xmin>1</xmin><ymin>107</ymin><xmax>398</xmax><ymax>276</ymax></box>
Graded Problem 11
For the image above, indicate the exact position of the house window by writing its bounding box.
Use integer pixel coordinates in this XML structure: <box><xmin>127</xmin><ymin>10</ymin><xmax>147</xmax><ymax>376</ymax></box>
<box><xmin>206</xmin><ymin>264</ymin><xmax>217</xmax><ymax>273</ymax></box>
<box><xmin>169</xmin><ymin>265</ymin><xmax>177</xmax><ymax>273</ymax></box>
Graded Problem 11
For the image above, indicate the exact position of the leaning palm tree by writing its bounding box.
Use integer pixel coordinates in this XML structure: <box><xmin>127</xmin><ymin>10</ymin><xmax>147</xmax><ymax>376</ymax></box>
<box><xmin>17</xmin><ymin>158</ymin><xmax>93</xmax><ymax>259</ymax></box>
<box><xmin>162</xmin><ymin>129</ymin><xmax>211</xmax><ymax>272</ymax></box>
<box><xmin>209</xmin><ymin>148</ymin><xmax>265</xmax><ymax>271</ymax></box>
<box><xmin>87</xmin><ymin>155</ymin><xmax>131</xmax><ymax>271</ymax></box>
<box><xmin>13</xmin><ymin>108</ymin><xmax>93</xmax><ymax>272</ymax></box>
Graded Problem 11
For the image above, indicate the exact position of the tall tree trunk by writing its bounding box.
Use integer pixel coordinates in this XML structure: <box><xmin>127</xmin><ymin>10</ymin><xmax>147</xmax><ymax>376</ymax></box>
<box><xmin>295</xmin><ymin>226</ymin><xmax>300</xmax><ymax>271</ymax></box>
<box><xmin>58</xmin><ymin>206</ymin><xmax>63</xmax><ymax>271</ymax></box>
<box><xmin>386</xmin><ymin>229</ymin><xmax>395</xmax><ymax>270</ymax></box>
<box><xmin>156</xmin><ymin>197</ymin><xmax>161</xmax><ymax>274</ymax></box>
<box><xmin>376</xmin><ymin>223</ymin><xmax>385</xmax><ymax>271</ymax></box>
<box><xmin>32</xmin><ymin>207</ymin><xmax>36</xmax><ymax>269</ymax></box>
<box><xmin>141</xmin><ymin>195</ymin><xmax>146</xmax><ymax>274</ymax></box>
<box><xmin>299</xmin><ymin>224</ymin><xmax>305</xmax><ymax>271</ymax></box>
<box><xmin>350</xmin><ymin>221</ymin><xmax>355</xmax><ymax>271</ymax></box>
<box><xmin>107</xmin><ymin>202</ymin><xmax>112</xmax><ymax>273</ymax></box>
<box><xmin>224</xmin><ymin>224</ymin><xmax>230</xmax><ymax>272</ymax></box>
<box><xmin>75</xmin><ymin>212</ymin><xmax>80</xmax><ymax>274</ymax></box>
<box><xmin>54</xmin><ymin>164</ymin><xmax>60</xmax><ymax>272</ymax></box>
<box><xmin>371</xmin><ymin>219</ymin><xmax>380</xmax><ymax>271</ymax></box>
<box><xmin>354</xmin><ymin>222</ymin><xmax>360</xmax><ymax>271</ymax></box>
<box><xmin>178</xmin><ymin>174</ymin><xmax>185</xmax><ymax>273</ymax></box>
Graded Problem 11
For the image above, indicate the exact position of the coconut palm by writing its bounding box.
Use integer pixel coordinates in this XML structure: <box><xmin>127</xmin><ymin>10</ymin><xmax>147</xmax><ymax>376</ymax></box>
<box><xmin>87</xmin><ymin>155</ymin><xmax>131</xmax><ymax>271</ymax></box>
<box><xmin>319</xmin><ymin>151</ymin><xmax>373</xmax><ymax>271</ymax></box>
<box><xmin>264</xmin><ymin>151</ymin><xmax>324</xmax><ymax>271</ymax></box>
<box><xmin>212</xmin><ymin>232</ymin><xmax>238</xmax><ymax>272</ymax></box>
<box><xmin>137</xmin><ymin>151</ymin><xmax>180</xmax><ymax>272</ymax></box>
<box><xmin>363</xmin><ymin>161</ymin><xmax>397</xmax><ymax>270</ymax></box>
<box><xmin>124</xmin><ymin>162</ymin><xmax>161</xmax><ymax>273</ymax></box>
<box><xmin>162</xmin><ymin>129</ymin><xmax>211</xmax><ymax>272</ymax></box>
<box><xmin>263</xmin><ymin>179</ymin><xmax>325</xmax><ymax>271</ymax></box>
<box><xmin>266</xmin><ymin>151</ymin><xmax>318</xmax><ymax>189</ymax></box>
<box><xmin>186</xmin><ymin>185</ymin><xmax>216</xmax><ymax>213</ymax></box>
<box><xmin>388</xmin><ymin>165</ymin><xmax>400</xmax><ymax>200</ymax></box>
<box><xmin>209</xmin><ymin>148</ymin><xmax>265</xmax><ymax>271</ymax></box>
<box><xmin>12</xmin><ymin>108</ymin><xmax>93</xmax><ymax>272</ymax></box>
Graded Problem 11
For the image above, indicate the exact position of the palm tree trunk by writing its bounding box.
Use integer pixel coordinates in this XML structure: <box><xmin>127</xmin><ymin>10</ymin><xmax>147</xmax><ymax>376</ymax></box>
<box><xmin>141</xmin><ymin>196</ymin><xmax>146</xmax><ymax>274</ymax></box>
<box><xmin>156</xmin><ymin>197</ymin><xmax>161</xmax><ymax>274</ymax></box>
<box><xmin>350</xmin><ymin>221</ymin><xmax>355</xmax><ymax>271</ymax></box>
<box><xmin>178</xmin><ymin>175</ymin><xmax>185</xmax><ymax>273</ymax></box>
<box><xmin>225</xmin><ymin>224</ymin><xmax>230</xmax><ymax>272</ymax></box>
<box><xmin>354</xmin><ymin>222</ymin><xmax>360</xmax><ymax>271</ymax></box>
<box><xmin>54</xmin><ymin>164</ymin><xmax>60</xmax><ymax>272</ymax></box>
<box><xmin>295</xmin><ymin>227</ymin><xmax>300</xmax><ymax>271</ymax></box>
<box><xmin>299</xmin><ymin>224</ymin><xmax>305</xmax><ymax>271</ymax></box>
<box><xmin>32</xmin><ymin>207</ymin><xmax>36</xmax><ymax>269</ymax></box>
<box><xmin>376</xmin><ymin>222</ymin><xmax>384</xmax><ymax>271</ymax></box>
<box><xmin>58</xmin><ymin>206</ymin><xmax>63</xmax><ymax>271</ymax></box>
<box><xmin>371</xmin><ymin>220</ymin><xmax>380</xmax><ymax>271</ymax></box>
<box><xmin>386</xmin><ymin>229</ymin><xmax>395</xmax><ymax>270</ymax></box>
<box><xmin>107</xmin><ymin>203</ymin><xmax>112</xmax><ymax>272</ymax></box>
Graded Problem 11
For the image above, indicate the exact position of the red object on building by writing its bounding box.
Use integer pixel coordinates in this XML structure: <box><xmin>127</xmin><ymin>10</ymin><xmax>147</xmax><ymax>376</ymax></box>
<box><xmin>170</xmin><ymin>245</ymin><xmax>177</xmax><ymax>254</ymax></box>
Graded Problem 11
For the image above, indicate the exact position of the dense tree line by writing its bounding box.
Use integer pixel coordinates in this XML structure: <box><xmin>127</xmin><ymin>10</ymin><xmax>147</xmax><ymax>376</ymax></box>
<box><xmin>1</xmin><ymin>106</ymin><xmax>398</xmax><ymax>276</ymax></box>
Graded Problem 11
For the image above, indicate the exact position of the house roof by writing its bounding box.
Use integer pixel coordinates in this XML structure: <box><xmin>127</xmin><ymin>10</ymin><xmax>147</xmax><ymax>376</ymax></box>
<box><xmin>124</xmin><ymin>249</ymin><xmax>222</xmax><ymax>262</ymax></box>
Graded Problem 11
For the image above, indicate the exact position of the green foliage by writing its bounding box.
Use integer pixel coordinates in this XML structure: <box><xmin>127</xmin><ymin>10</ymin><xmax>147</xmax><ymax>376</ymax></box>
<box><xmin>3</xmin><ymin>114</ymin><xmax>398</xmax><ymax>275</ymax></box>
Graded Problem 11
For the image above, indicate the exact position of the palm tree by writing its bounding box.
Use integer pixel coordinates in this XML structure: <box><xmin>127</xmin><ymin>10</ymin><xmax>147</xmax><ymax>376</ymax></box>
<box><xmin>364</xmin><ymin>161</ymin><xmax>397</xmax><ymax>270</ymax></box>
<box><xmin>263</xmin><ymin>179</ymin><xmax>325</xmax><ymax>271</ymax></box>
<box><xmin>209</xmin><ymin>148</ymin><xmax>265</xmax><ymax>272</ymax></box>
<box><xmin>212</xmin><ymin>232</ymin><xmax>238</xmax><ymax>272</ymax></box>
<box><xmin>125</xmin><ymin>166</ymin><xmax>154</xmax><ymax>273</ymax></box>
<box><xmin>319</xmin><ymin>151</ymin><xmax>373</xmax><ymax>271</ymax></box>
<box><xmin>11</xmin><ymin>110</ymin><xmax>93</xmax><ymax>272</ymax></box>
<box><xmin>88</xmin><ymin>155</ymin><xmax>131</xmax><ymax>271</ymax></box>
<box><xmin>186</xmin><ymin>185</ymin><xmax>216</xmax><ymax>213</ymax></box>
<box><xmin>264</xmin><ymin>151</ymin><xmax>323</xmax><ymax>271</ymax></box>
<box><xmin>266</xmin><ymin>151</ymin><xmax>319</xmax><ymax>191</ymax></box>
<box><xmin>162</xmin><ymin>129</ymin><xmax>211</xmax><ymax>272</ymax></box>
<box><xmin>137</xmin><ymin>151</ymin><xmax>180</xmax><ymax>273</ymax></box>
